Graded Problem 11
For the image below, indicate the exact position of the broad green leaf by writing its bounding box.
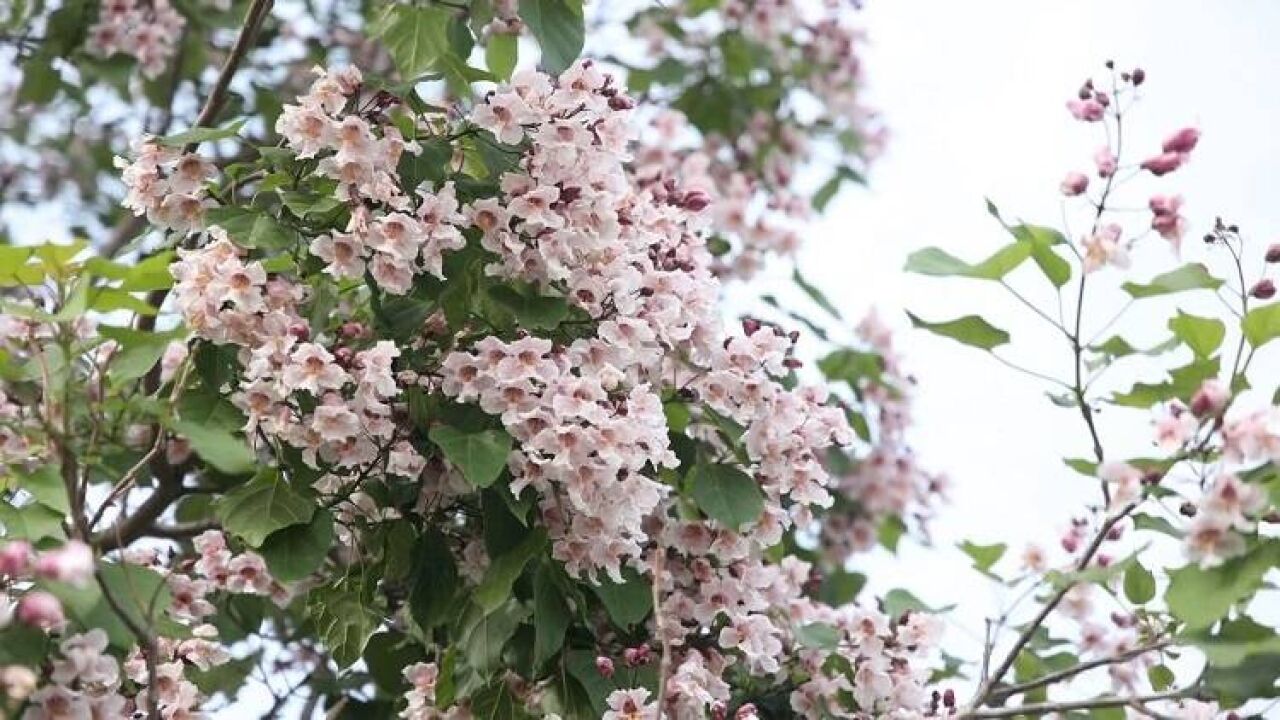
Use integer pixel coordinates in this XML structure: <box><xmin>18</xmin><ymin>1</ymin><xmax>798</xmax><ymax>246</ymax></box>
<box><xmin>519</xmin><ymin>0</ymin><xmax>584</xmax><ymax>74</ymax></box>
<box><xmin>487</xmin><ymin>285</ymin><xmax>571</xmax><ymax>330</ymax></box>
<box><xmin>959</xmin><ymin>541</ymin><xmax>1006</xmax><ymax>576</ymax></box>
<box><xmin>589</xmin><ymin>566</ymin><xmax>652</xmax><ymax>627</ymax></box>
<box><xmin>1122</xmin><ymin>263</ymin><xmax>1223</xmax><ymax>298</ymax></box>
<box><xmin>904</xmin><ymin>243</ymin><xmax>1031</xmax><ymax>281</ymax></box>
<box><xmin>0</xmin><ymin>624</ymin><xmax>50</xmax><ymax>664</ymax></box>
<box><xmin>307</xmin><ymin>584</ymin><xmax>379</xmax><ymax>668</ymax></box>
<box><xmin>794</xmin><ymin>622</ymin><xmax>841</xmax><ymax>650</ymax></box>
<box><xmin>371</xmin><ymin>5</ymin><xmax>454</xmax><ymax>79</ymax></box>
<box><xmin>907</xmin><ymin>312</ymin><xmax>1009</xmax><ymax>351</ymax></box>
<box><xmin>1148</xmin><ymin>664</ymin><xmax>1176</xmax><ymax>691</ymax></box>
<box><xmin>409</xmin><ymin>529</ymin><xmax>459</xmax><ymax>630</ymax></box>
<box><xmin>99</xmin><ymin>326</ymin><xmax>185</xmax><ymax>382</ymax></box>
<box><xmin>1183</xmin><ymin>616</ymin><xmax>1280</xmax><ymax>667</ymax></box>
<box><xmin>475</xmin><ymin>528</ymin><xmax>547</xmax><ymax>611</ymax></box>
<box><xmin>17</xmin><ymin>465</ymin><xmax>70</xmax><ymax>514</ymax></box>
<box><xmin>363</xmin><ymin>630</ymin><xmax>427</xmax><ymax>694</ymax></box>
<box><xmin>818</xmin><ymin>569</ymin><xmax>866</xmax><ymax>606</ymax></box>
<box><xmin>0</xmin><ymin>502</ymin><xmax>66</xmax><ymax>541</ymax></box>
<box><xmin>215</xmin><ymin>468</ymin><xmax>316</xmax><ymax>547</ymax></box>
<box><xmin>461</xmin><ymin>600</ymin><xmax>530</xmax><ymax>673</ymax></box>
<box><xmin>486</xmin><ymin>32</ymin><xmax>518</xmax><ymax>80</ymax></box>
<box><xmin>169</xmin><ymin>418</ymin><xmax>256</xmax><ymax>475</ymax></box>
<box><xmin>471</xmin><ymin>680</ymin><xmax>536</xmax><ymax>720</ymax></box>
<box><xmin>1166</xmin><ymin>540</ymin><xmax>1280</xmax><ymax>629</ymax></box>
<box><xmin>532</xmin><ymin>563</ymin><xmax>572</xmax><ymax>666</ymax></box>
<box><xmin>258</xmin><ymin>509</ymin><xmax>334</xmax><ymax>583</ymax></box>
<box><xmin>882</xmin><ymin>588</ymin><xmax>952</xmax><ymax>618</ymax></box>
<box><xmin>429</xmin><ymin>425</ymin><xmax>512</xmax><ymax>488</ymax></box>
<box><xmin>689</xmin><ymin>462</ymin><xmax>764</xmax><ymax>528</ymax></box>
<box><xmin>1123</xmin><ymin>562</ymin><xmax>1156</xmax><ymax>604</ymax></box>
<box><xmin>1243</xmin><ymin>302</ymin><xmax>1280</xmax><ymax>348</ymax></box>
<box><xmin>1168</xmin><ymin>311</ymin><xmax>1225</xmax><ymax>358</ymax></box>
<box><xmin>158</xmin><ymin>119</ymin><xmax>246</xmax><ymax>147</ymax></box>
<box><xmin>48</xmin><ymin>562</ymin><xmax>172</xmax><ymax>650</ymax></box>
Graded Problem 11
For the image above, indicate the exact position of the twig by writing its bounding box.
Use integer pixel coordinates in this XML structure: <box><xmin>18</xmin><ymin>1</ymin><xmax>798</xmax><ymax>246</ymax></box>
<box><xmin>651</xmin><ymin>547</ymin><xmax>669</xmax><ymax>719</ymax></box>
<box><xmin>962</xmin><ymin>689</ymin><xmax>1190</xmax><ymax>719</ymax></box>
<box><xmin>989</xmin><ymin>639</ymin><xmax>1171</xmax><ymax>702</ymax></box>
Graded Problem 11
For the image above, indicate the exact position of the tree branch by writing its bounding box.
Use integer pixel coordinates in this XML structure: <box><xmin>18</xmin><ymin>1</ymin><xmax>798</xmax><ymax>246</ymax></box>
<box><xmin>962</xmin><ymin>689</ymin><xmax>1190</xmax><ymax>719</ymax></box>
<box><xmin>989</xmin><ymin>639</ymin><xmax>1171</xmax><ymax>702</ymax></box>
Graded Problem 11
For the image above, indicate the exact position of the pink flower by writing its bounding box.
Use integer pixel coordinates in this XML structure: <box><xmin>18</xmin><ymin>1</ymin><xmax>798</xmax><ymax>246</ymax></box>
<box><xmin>34</xmin><ymin>541</ymin><xmax>95</xmax><ymax>587</ymax></box>
<box><xmin>1082</xmin><ymin>223</ymin><xmax>1129</xmax><ymax>273</ymax></box>
<box><xmin>1140</xmin><ymin>151</ymin><xmax>1185</xmax><ymax>176</ymax></box>
<box><xmin>1067</xmin><ymin>98</ymin><xmax>1105</xmax><ymax>122</ymax></box>
<box><xmin>1154</xmin><ymin>405</ymin><xmax>1198</xmax><ymax>451</ymax></box>
<box><xmin>0</xmin><ymin>540</ymin><xmax>33</xmax><ymax>577</ymax></box>
<box><xmin>603</xmin><ymin>688</ymin><xmax>657</xmax><ymax>720</ymax></box>
<box><xmin>1093</xmin><ymin>146</ymin><xmax>1117</xmax><ymax>178</ymax></box>
<box><xmin>1059</xmin><ymin>171</ymin><xmax>1089</xmax><ymax>196</ymax></box>
<box><xmin>16</xmin><ymin>591</ymin><xmax>65</xmax><ymax>629</ymax></box>
<box><xmin>1162</xmin><ymin>127</ymin><xmax>1201</xmax><ymax>154</ymax></box>
<box><xmin>1149</xmin><ymin>193</ymin><xmax>1187</xmax><ymax>249</ymax></box>
<box><xmin>1190</xmin><ymin>378</ymin><xmax>1229</xmax><ymax>417</ymax></box>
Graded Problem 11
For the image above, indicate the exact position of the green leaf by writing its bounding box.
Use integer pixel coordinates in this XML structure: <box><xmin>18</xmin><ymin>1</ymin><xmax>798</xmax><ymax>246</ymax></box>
<box><xmin>461</xmin><ymin>600</ymin><xmax>530</xmax><ymax>673</ymax></box>
<box><xmin>532</xmin><ymin>563</ymin><xmax>572</xmax><ymax>666</ymax></box>
<box><xmin>471</xmin><ymin>680</ymin><xmax>536</xmax><ymax>720</ymax></box>
<box><xmin>307</xmin><ymin>584</ymin><xmax>380</xmax><ymax>668</ymax></box>
<box><xmin>409</xmin><ymin>529</ymin><xmax>460</xmax><ymax>630</ymax></box>
<box><xmin>688</xmin><ymin>462</ymin><xmax>764</xmax><ymax>528</ymax></box>
<box><xmin>475</xmin><ymin>528</ymin><xmax>547</xmax><ymax>612</ymax></box>
<box><xmin>363</xmin><ymin>630</ymin><xmax>427</xmax><ymax>694</ymax></box>
<box><xmin>1123</xmin><ymin>562</ymin><xmax>1156</xmax><ymax>604</ymax></box>
<box><xmin>904</xmin><ymin>243</ymin><xmax>1031</xmax><ymax>281</ymax></box>
<box><xmin>794</xmin><ymin>622</ymin><xmax>841</xmax><ymax>650</ymax></box>
<box><xmin>99</xmin><ymin>326</ymin><xmax>184</xmax><ymax>382</ymax></box>
<box><xmin>907</xmin><ymin>312</ymin><xmax>1009</xmax><ymax>351</ymax></box>
<box><xmin>959</xmin><ymin>541</ymin><xmax>1006</xmax><ymax>576</ymax></box>
<box><xmin>215</xmin><ymin>468</ymin><xmax>316</xmax><ymax>547</ymax></box>
<box><xmin>487</xmin><ymin>285</ymin><xmax>571</xmax><ymax>330</ymax></box>
<box><xmin>169</xmin><ymin>418</ymin><xmax>257</xmax><ymax>475</ymax></box>
<box><xmin>818</xmin><ymin>569</ymin><xmax>866</xmax><ymax>606</ymax></box>
<box><xmin>371</xmin><ymin>5</ymin><xmax>454</xmax><ymax>79</ymax></box>
<box><xmin>589</xmin><ymin>567</ymin><xmax>652</xmax><ymax>628</ymax></box>
<box><xmin>0</xmin><ymin>502</ymin><xmax>66</xmax><ymax>541</ymax></box>
<box><xmin>429</xmin><ymin>425</ymin><xmax>512</xmax><ymax>489</ymax></box>
<box><xmin>1148</xmin><ymin>664</ymin><xmax>1176</xmax><ymax>691</ymax></box>
<box><xmin>519</xmin><ymin>0</ymin><xmax>584</xmax><ymax>74</ymax></box>
<box><xmin>0</xmin><ymin>624</ymin><xmax>50</xmax><ymax>664</ymax></box>
<box><xmin>882</xmin><ymin>588</ymin><xmax>951</xmax><ymax>618</ymax></box>
<box><xmin>1009</xmin><ymin>224</ymin><xmax>1071</xmax><ymax>288</ymax></box>
<box><xmin>1243</xmin><ymin>302</ymin><xmax>1280</xmax><ymax>348</ymax></box>
<box><xmin>818</xmin><ymin>349</ymin><xmax>883</xmax><ymax>389</ymax></box>
<box><xmin>793</xmin><ymin>267</ymin><xmax>842</xmax><ymax>319</ymax></box>
<box><xmin>1122</xmin><ymin>263</ymin><xmax>1223</xmax><ymax>298</ymax></box>
<box><xmin>1183</xmin><ymin>615</ymin><xmax>1280</xmax><ymax>667</ymax></box>
<box><xmin>17</xmin><ymin>465</ymin><xmax>70</xmax><ymax>514</ymax></box>
<box><xmin>258</xmin><ymin>508</ymin><xmax>334</xmax><ymax>583</ymax></box>
<box><xmin>1166</xmin><ymin>539</ymin><xmax>1280</xmax><ymax>629</ymax></box>
<box><xmin>158</xmin><ymin>119</ymin><xmax>247</xmax><ymax>147</ymax></box>
<box><xmin>1168</xmin><ymin>311</ymin><xmax>1225</xmax><ymax>358</ymax></box>
<box><xmin>49</xmin><ymin>562</ymin><xmax>172</xmax><ymax>650</ymax></box>
<box><xmin>486</xmin><ymin>32</ymin><xmax>518</xmax><ymax>81</ymax></box>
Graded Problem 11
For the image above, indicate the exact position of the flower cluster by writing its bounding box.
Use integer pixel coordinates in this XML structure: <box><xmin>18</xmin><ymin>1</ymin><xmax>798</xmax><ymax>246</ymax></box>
<box><xmin>0</xmin><ymin>540</ymin><xmax>94</xmax><ymax>631</ymax></box>
<box><xmin>276</xmin><ymin>67</ymin><xmax>468</xmax><ymax>293</ymax></box>
<box><xmin>115</xmin><ymin>139</ymin><xmax>218</xmax><ymax>233</ymax></box>
<box><xmin>85</xmin><ymin>0</ymin><xmax>188</xmax><ymax>80</ymax></box>
<box><xmin>1062</xmin><ymin>67</ymin><xmax>1199</xmax><ymax>272</ymax></box>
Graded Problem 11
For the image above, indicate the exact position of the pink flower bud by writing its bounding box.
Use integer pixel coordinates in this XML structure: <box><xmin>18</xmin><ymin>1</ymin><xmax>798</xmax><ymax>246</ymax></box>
<box><xmin>1059</xmin><ymin>172</ymin><xmax>1089</xmax><ymax>196</ymax></box>
<box><xmin>1067</xmin><ymin>98</ymin><xmax>1105</xmax><ymax>122</ymax></box>
<box><xmin>595</xmin><ymin>656</ymin><xmax>615</xmax><ymax>678</ymax></box>
<box><xmin>34</xmin><ymin>541</ymin><xmax>95</xmax><ymax>588</ymax></box>
<box><xmin>1251</xmin><ymin>278</ymin><xmax>1276</xmax><ymax>300</ymax></box>
<box><xmin>0</xmin><ymin>541</ymin><xmax>33</xmax><ymax>577</ymax></box>
<box><xmin>1190</xmin><ymin>379</ymin><xmax>1230</xmax><ymax>417</ymax></box>
<box><xmin>16</xmin><ymin>591</ymin><xmax>64</xmax><ymax>629</ymax></box>
<box><xmin>1140</xmin><ymin>151</ymin><xmax>1185</xmax><ymax>176</ymax></box>
<box><xmin>1060</xmin><ymin>535</ymin><xmax>1080</xmax><ymax>553</ymax></box>
<box><xmin>1093</xmin><ymin>147</ymin><xmax>1117</xmax><ymax>178</ymax></box>
<box><xmin>1266</xmin><ymin>244</ymin><xmax>1280</xmax><ymax>263</ymax></box>
<box><xmin>681</xmin><ymin>189</ymin><xmax>712</xmax><ymax>212</ymax></box>
<box><xmin>623</xmin><ymin>645</ymin><xmax>651</xmax><ymax>667</ymax></box>
<box><xmin>1162</xmin><ymin>127</ymin><xmax>1201</xmax><ymax>154</ymax></box>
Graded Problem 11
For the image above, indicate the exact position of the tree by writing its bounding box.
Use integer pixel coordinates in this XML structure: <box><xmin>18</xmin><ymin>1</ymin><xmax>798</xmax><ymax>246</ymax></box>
<box><xmin>0</xmin><ymin>2</ymin><xmax>1273</xmax><ymax>719</ymax></box>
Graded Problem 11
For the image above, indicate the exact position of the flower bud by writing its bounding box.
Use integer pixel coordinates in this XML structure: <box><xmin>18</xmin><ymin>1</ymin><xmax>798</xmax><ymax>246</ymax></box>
<box><xmin>595</xmin><ymin>656</ymin><xmax>615</xmax><ymax>679</ymax></box>
<box><xmin>16</xmin><ymin>591</ymin><xmax>64</xmax><ymax>629</ymax></box>
<box><xmin>288</xmin><ymin>322</ymin><xmax>310</xmax><ymax>341</ymax></box>
<box><xmin>1263</xmin><ymin>244</ymin><xmax>1280</xmax><ymax>263</ymax></box>
<box><xmin>1162</xmin><ymin>127</ymin><xmax>1201</xmax><ymax>154</ymax></box>
<box><xmin>1140</xmin><ymin>152</ymin><xmax>1185</xmax><ymax>176</ymax></box>
<box><xmin>34</xmin><ymin>541</ymin><xmax>95</xmax><ymax>588</ymax></box>
<box><xmin>681</xmin><ymin>189</ymin><xmax>712</xmax><ymax>212</ymax></box>
<box><xmin>0</xmin><ymin>541</ymin><xmax>33</xmax><ymax>577</ymax></box>
<box><xmin>1190</xmin><ymin>378</ymin><xmax>1230</xmax><ymax>417</ymax></box>
<box><xmin>0</xmin><ymin>665</ymin><xmax>38</xmax><ymax>701</ymax></box>
<box><xmin>1067</xmin><ymin>98</ymin><xmax>1105</xmax><ymax>122</ymax></box>
<box><xmin>1059</xmin><ymin>172</ymin><xmax>1089</xmax><ymax>196</ymax></box>
<box><xmin>1131</xmin><ymin>68</ymin><xmax>1146</xmax><ymax>85</ymax></box>
<box><xmin>1250</xmin><ymin>278</ymin><xmax>1276</xmax><ymax>300</ymax></box>
<box><xmin>623</xmin><ymin>645</ymin><xmax>651</xmax><ymax>667</ymax></box>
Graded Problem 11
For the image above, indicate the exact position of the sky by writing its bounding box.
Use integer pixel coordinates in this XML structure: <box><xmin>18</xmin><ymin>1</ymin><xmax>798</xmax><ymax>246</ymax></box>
<box><xmin>755</xmin><ymin>0</ymin><xmax>1280</xmax><ymax>685</ymax></box>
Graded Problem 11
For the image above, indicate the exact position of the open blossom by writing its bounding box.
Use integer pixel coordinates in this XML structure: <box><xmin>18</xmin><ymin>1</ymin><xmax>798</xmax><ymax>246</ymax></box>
<box><xmin>1067</xmin><ymin>97</ymin><xmax>1106</xmax><ymax>122</ymax></box>
<box><xmin>603</xmin><ymin>688</ymin><xmax>658</xmax><ymax>720</ymax></box>
<box><xmin>1154</xmin><ymin>404</ymin><xmax>1198</xmax><ymax>451</ymax></box>
<box><xmin>1082</xmin><ymin>223</ymin><xmax>1129</xmax><ymax>272</ymax></box>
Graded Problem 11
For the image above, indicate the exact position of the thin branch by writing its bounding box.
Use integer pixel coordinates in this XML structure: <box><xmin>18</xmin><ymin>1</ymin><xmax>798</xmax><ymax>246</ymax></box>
<box><xmin>962</xmin><ymin>689</ymin><xmax>1190</xmax><ymax>719</ymax></box>
<box><xmin>989</xmin><ymin>639</ymin><xmax>1171</xmax><ymax>702</ymax></box>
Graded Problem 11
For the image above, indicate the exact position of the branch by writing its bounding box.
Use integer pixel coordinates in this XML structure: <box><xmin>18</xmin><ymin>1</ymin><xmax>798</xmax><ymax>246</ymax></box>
<box><xmin>962</xmin><ymin>689</ymin><xmax>1190</xmax><ymax>719</ymax></box>
<box><xmin>95</xmin><ymin>565</ymin><xmax>162</xmax><ymax>719</ymax></box>
<box><xmin>967</xmin><ymin>503</ymin><xmax>1138</xmax><ymax>710</ymax></box>
<box><xmin>989</xmin><ymin>639</ymin><xmax>1171</xmax><ymax>702</ymax></box>
<box><xmin>188</xmin><ymin>0</ymin><xmax>274</xmax><ymax>149</ymax></box>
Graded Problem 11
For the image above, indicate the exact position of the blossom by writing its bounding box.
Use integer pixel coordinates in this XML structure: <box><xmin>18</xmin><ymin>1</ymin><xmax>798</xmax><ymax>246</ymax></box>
<box><xmin>1082</xmin><ymin>223</ymin><xmax>1129</xmax><ymax>272</ymax></box>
